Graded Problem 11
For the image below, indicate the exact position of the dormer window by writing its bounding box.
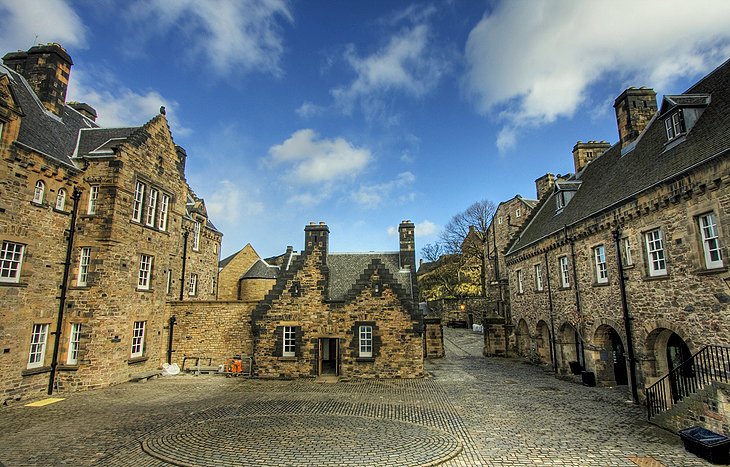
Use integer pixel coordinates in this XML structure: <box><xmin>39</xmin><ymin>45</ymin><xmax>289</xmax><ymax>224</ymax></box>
<box><xmin>664</xmin><ymin>110</ymin><xmax>686</xmax><ymax>141</ymax></box>
<box><xmin>659</xmin><ymin>94</ymin><xmax>709</xmax><ymax>146</ymax></box>
<box><xmin>554</xmin><ymin>181</ymin><xmax>581</xmax><ymax>214</ymax></box>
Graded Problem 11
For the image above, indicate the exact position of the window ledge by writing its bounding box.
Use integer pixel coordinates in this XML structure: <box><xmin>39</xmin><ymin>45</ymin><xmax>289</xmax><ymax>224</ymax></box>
<box><xmin>57</xmin><ymin>364</ymin><xmax>79</xmax><ymax>371</ymax></box>
<box><xmin>592</xmin><ymin>281</ymin><xmax>610</xmax><ymax>287</ymax></box>
<box><xmin>22</xmin><ymin>366</ymin><xmax>51</xmax><ymax>376</ymax></box>
<box><xmin>623</xmin><ymin>264</ymin><xmax>635</xmax><ymax>270</ymax></box>
<box><xmin>53</xmin><ymin>208</ymin><xmax>69</xmax><ymax>215</ymax></box>
<box><xmin>558</xmin><ymin>286</ymin><xmax>571</xmax><ymax>291</ymax></box>
<box><xmin>277</xmin><ymin>356</ymin><xmax>297</xmax><ymax>361</ymax></box>
<box><xmin>30</xmin><ymin>201</ymin><xmax>44</xmax><ymax>208</ymax></box>
<box><xmin>696</xmin><ymin>266</ymin><xmax>728</xmax><ymax>276</ymax></box>
<box><xmin>644</xmin><ymin>274</ymin><xmax>669</xmax><ymax>281</ymax></box>
<box><xmin>128</xmin><ymin>356</ymin><xmax>149</xmax><ymax>365</ymax></box>
<box><xmin>356</xmin><ymin>357</ymin><xmax>375</xmax><ymax>363</ymax></box>
<box><xmin>136</xmin><ymin>288</ymin><xmax>154</xmax><ymax>293</ymax></box>
<box><xmin>0</xmin><ymin>281</ymin><xmax>27</xmax><ymax>287</ymax></box>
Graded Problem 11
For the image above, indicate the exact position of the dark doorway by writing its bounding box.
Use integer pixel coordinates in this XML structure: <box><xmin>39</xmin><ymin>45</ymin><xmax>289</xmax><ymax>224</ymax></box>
<box><xmin>318</xmin><ymin>338</ymin><xmax>339</xmax><ymax>376</ymax></box>
<box><xmin>667</xmin><ymin>332</ymin><xmax>692</xmax><ymax>402</ymax></box>
<box><xmin>609</xmin><ymin>328</ymin><xmax>628</xmax><ymax>386</ymax></box>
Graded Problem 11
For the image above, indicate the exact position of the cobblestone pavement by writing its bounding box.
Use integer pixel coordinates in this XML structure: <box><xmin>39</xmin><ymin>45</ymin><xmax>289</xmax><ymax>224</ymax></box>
<box><xmin>0</xmin><ymin>328</ymin><xmax>709</xmax><ymax>466</ymax></box>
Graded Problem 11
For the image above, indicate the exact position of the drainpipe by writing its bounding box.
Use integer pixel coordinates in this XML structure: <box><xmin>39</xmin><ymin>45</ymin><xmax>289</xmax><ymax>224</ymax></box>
<box><xmin>544</xmin><ymin>251</ymin><xmax>558</xmax><ymax>374</ymax></box>
<box><xmin>566</xmin><ymin>226</ymin><xmax>585</xmax><ymax>367</ymax></box>
<box><xmin>179</xmin><ymin>230</ymin><xmax>189</xmax><ymax>301</ymax></box>
<box><xmin>612</xmin><ymin>227</ymin><xmax>639</xmax><ymax>403</ymax></box>
<box><xmin>167</xmin><ymin>315</ymin><xmax>177</xmax><ymax>364</ymax></box>
<box><xmin>48</xmin><ymin>187</ymin><xmax>82</xmax><ymax>395</ymax></box>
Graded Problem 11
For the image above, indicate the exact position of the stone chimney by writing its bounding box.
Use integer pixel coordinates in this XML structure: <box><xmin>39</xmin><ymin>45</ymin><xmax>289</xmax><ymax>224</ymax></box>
<box><xmin>175</xmin><ymin>145</ymin><xmax>187</xmax><ymax>178</ymax></box>
<box><xmin>2</xmin><ymin>43</ymin><xmax>73</xmax><ymax>116</ymax></box>
<box><xmin>613</xmin><ymin>87</ymin><xmax>657</xmax><ymax>150</ymax></box>
<box><xmin>304</xmin><ymin>222</ymin><xmax>329</xmax><ymax>259</ymax></box>
<box><xmin>573</xmin><ymin>140</ymin><xmax>611</xmax><ymax>172</ymax></box>
<box><xmin>398</xmin><ymin>220</ymin><xmax>416</xmax><ymax>271</ymax></box>
<box><xmin>68</xmin><ymin>102</ymin><xmax>97</xmax><ymax>121</ymax></box>
<box><xmin>535</xmin><ymin>173</ymin><xmax>556</xmax><ymax>200</ymax></box>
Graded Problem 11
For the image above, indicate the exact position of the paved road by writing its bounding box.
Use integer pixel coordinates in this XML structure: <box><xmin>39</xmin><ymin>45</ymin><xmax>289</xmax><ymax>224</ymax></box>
<box><xmin>0</xmin><ymin>328</ymin><xmax>708</xmax><ymax>466</ymax></box>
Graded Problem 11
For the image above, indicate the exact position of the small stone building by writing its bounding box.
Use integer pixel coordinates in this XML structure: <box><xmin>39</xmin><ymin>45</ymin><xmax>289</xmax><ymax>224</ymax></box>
<box><xmin>252</xmin><ymin>221</ymin><xmax>424</xmax><ymax>379</ymax></box>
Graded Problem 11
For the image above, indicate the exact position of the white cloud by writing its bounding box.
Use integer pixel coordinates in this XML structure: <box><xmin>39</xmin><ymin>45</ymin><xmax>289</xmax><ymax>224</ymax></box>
<box><xmin>206</xmin><ymin>180</ymin><xmax>264</xmax><ymax>227</ymax></box>
<box><xmin>296</xmin><ymin>101</ymin><xmax>324</xmax><ymax>118</ymax></box>
<box><xmin>351</xmin><ymin>171</ymin><xmax>415</xmax><ymax>208</ymax></box>
<box><xmin>0</xmin><ymin>0</ymin><xmax>87</xmax><ymax>52</ymax></box>
<box><xmin>265</xmin><ymin>129</ymin><xmax>372</xmax><ymax>184</ymax></box>
<box><xmin>66</xmin><ymin>69</ymin><xmax>190</xmax><ymax>136</ymax></box>
<box><xmin>126</xmin><ymin>0</ymin><xmax>292</xmax><ymax>76</ymax></box>
<box><xmin>415</xmin><ymin>220</ymin><xmax>439</xmax><ymax>237</ymax></box>
<box><xmin>464</xmin><ymin>0</ymin><xmax>730</xmax><ymax>152</ymax></box>
<box><xmin>387</xmin><ymin>226</ymin><xmax>398</xmax><ymax>237</ymax></box>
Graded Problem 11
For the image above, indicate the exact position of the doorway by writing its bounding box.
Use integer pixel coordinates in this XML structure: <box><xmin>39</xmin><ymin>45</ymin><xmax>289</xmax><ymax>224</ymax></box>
<box><xmin>609</xmin><ymin>328</ymin><xmax>628</xmax><ymax>386</ymax></box>
<box><xmin>318</xmin><ymin>338</ymin><xmax>339</xmax><ymax>376</ymax></box>
<box><xmin>667</xmin><ymin>332</ymin><xmax>692</xmax><ymax>402</ymax></box>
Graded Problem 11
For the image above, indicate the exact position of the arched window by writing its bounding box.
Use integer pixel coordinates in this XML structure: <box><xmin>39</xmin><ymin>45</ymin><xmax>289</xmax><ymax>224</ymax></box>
<box><xmin>55</xmin><ymin>188</ymin><xmax>66</xmax><ymax>211</ymax></box>
<box><xmin>33</xmin><ymin>180</ymin><xmax>45</xmax><ymax>204</ymax></box>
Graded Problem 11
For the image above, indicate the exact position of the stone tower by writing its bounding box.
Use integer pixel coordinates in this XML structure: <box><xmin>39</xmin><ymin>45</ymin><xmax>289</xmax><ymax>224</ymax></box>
<box><xmin>572</xmin><ymin>140</ymin><xmax>611</xmax><ymax>172</ymax></box>
<box><xmin>305</xmin><ymin>222</ymin><xmax>329</xmax><ymax>261</ymax></box>
<box><xmin>614</xmin><ymin>87</ymin><xmax>657</xmax><ymax>150</ymax></box>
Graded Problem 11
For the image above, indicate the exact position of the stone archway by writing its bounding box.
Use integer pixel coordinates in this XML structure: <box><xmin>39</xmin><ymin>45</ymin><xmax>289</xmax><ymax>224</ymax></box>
<box><xmin>643</xmin><ymin>327</ymin><xmax>693</xmax><ymax>402</ymax></box>
<box><xmin>558</xmin><ymin>322</ymin><xmax>585</xmax><ymax>375</ymax></box>
<box><xmin>593</xmin><ymin>324</ymin><xmax>628</xmax><ymax>386</ymax></box>
<box><xmin>515</xmin><ymin>319</ymin><xmax>531</xmax><ymax>358</ymax></box>
<box><xmin>535</xmin><ymin>320</ymin><xmax>552</xmax><ymax>364</ymax></box>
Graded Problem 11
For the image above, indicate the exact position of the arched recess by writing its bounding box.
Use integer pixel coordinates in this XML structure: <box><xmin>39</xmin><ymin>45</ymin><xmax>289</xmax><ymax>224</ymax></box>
<box><xmin>514</xmin><ymin>319</ymin><xmax>531</xmax><ymax>358</ymax></box>
<box><xmin>592</xmin><ymin>324</ymin><xmax>628</xmax><ymax>386</ymax></box>
<box><xmin>643</xmin><ymin>327</ymin><xmax>693</xmax><ymax>402</ymax></box>
<box><xmin>535</xmin><ymin>320</ymin><xmax>552</xmax><ymax>364</ymax></box>
<box><xmin>558</xmin><ymin>322</ymin><xmax>585</xmax><ymax>374</ymax></box>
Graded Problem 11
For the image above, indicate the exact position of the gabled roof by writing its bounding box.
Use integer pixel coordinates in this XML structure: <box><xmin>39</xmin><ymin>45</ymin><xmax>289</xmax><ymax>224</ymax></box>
<box><xmin>507</xmin><ymin>59</ymin><xmax>730</xmax><ymax>256</ymax></box>
<box><xmin>327</xmin><ymin>252</ymin><xmax>411</xmax><ymax>301</ymax></box>
<box><xmin>242</xmin><ymin>259</ymin><xmax>279</xmax><ymax>279</ymax></box>
<box><xmin>1</xmin><ymin>63</ymin><xmax>97</xmax><ymax>167</ymax></box>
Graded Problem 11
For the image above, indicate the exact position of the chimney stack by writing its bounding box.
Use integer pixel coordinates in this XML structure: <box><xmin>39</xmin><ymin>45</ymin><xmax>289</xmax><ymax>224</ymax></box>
<box><xmin>68</xmin><ymin>102</ymin><xmax>97</xmax><ymax>121</ymax></box>
<box><xmin>572</xmin><ymin>140</ymin><xmax>611</xmax><ymax>172</ymax></box>
<box><xmin>2</xmin><ymin>43</ymin><xmax>73</xmax><ymax>116</ymax></box>
<box><xmin>304</xmin><ymin>222</ymin><xmax>329</xmax><ymax>259</ymax></box>
<box><xmin>614</xmin><ymin>87</ymin><xmax>657</xmax><ymax>150</ymax></box>
<box><xmin>398</xmin><ymin>219</ymin><xmax>416</xmax><ymax>271</ymax></box>
<box><xmin>535</xmin><ymin>173</ymin><xmax>556</xmax><ymax>200</ymax></box>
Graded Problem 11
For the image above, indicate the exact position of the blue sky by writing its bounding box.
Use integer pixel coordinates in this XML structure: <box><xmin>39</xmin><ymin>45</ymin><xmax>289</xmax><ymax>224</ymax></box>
<box><xmin>3</xmin><ymin>0</ymin><xmax>730</xmax><ymax>260</ymax></box>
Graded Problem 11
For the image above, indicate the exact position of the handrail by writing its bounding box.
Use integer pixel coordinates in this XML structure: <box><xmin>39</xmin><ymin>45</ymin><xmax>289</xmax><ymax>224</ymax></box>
<box><xmin>646</xmin><ymin>345</ymin><xmax>730</xmax><ymax>419</ymax></box>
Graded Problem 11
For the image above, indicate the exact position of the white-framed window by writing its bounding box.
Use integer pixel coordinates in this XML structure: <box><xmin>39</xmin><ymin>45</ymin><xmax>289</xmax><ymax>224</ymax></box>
<box><xmin>282</xmin><ymin>326</ymin><xmax>296</xmax><ymax>357</ymax></box>
<box><xmin>145</xmin><ymin>188</ymin><xmax>158</xmax><ymax>227</ymax></box>
<box><xmin>77</xmin><ymin>247</ymin><xmax>91</xmax><ymax>286</ymax></box>
<box><xmin>516</xmin><ymin>269</ymin><xmax>524</xmax><ymax>294</ymax></box>
<box><xmin>665</xmin><ymin>110</ymin><xmax>686</xmax><ymax>141</ymax></box>
<box><xmin>166</xmin><ymin>269</ymin><xmax>173</xmax><ymax>295</ymax></box>
<box><xmin>158</xmin><ymin>194</ymin><xmax>170</xmax><ymax>231</ymax></box>
<box><xmin>359</xmin><ymin>325</ymin><xmax>373</xmax><ymax>358</ymax></box>
<box><xmin>55</xmin><ymin>188</ymin><xmax>66</xmax><ymax>210</ymax></box>
<box><xmin>131</xmin><ymin>321</ymin><xmax>145</xmax><ymax>358</ymax></box>
<box><xmin>0</xmin><ymin>240</ymin><xmax>25</xmax><ymax>283</ymax></box>
<box><xmin>66</xmin><ymin>322</ymin><xmax>82</xmax><ymax>365</ymax></box>
<box><xmin>559</xmin><ymin>256</ymin><xmax>570</xmax><ymax>288</ymax></box>
<box><xmin>28</xmin><ymin>323</ymin><xmax>49</xmax><ymax>369</ymax></box>
<box><xmin>188</xmin><ymin>273</ymin><xmax>197</xmax><ymax>296</ymax></box>
<box><xmin>594</xmin><ymin>245</ymin><xmax>608</xmax><ymax>284</ymax></box>
<box><xmin>698</xmin><ymin>213</ymin><xmax>722</xmax><ymax>269</ymax></box>
<box><xmin>33</xmin><ymin>180</ymin><xmax>45</xmax><ymax>204</ymax></box>
<box><xmin>623</xmin><ymin>238</ymin><xmax>633</xmax><ymax>266</ymax></box>
<box><xmin>645</xmin><ymin>229</ymin><xmax>667</xmax><ymax>276</ymax></box>
<box><xmin>87</xmin><ymin>185</ymin><xmax>99</xmax><ymax>214</ymax></box>
<box><xmin>534</xmin><ymin>264</ymin><xmax>543</xmax><ymax>291</ymax></box>
<box><xmin>132</xmin><ymin>182</ymin><xmax>145</xmax><ymax>222</ymax></box>
<box><xmin>138</xmin><ymin>254</ymin><xmax>153</xmax><ymax>290</ymax></box>
<box><xmin>515</xmin><ymin>209</ymin><xmax>521</xmax><ymax>218</ymax></box>
<box><xmin>192</xmin><ymin>221</ymin><xmax>201</xmax><ymax>251</ymax></box>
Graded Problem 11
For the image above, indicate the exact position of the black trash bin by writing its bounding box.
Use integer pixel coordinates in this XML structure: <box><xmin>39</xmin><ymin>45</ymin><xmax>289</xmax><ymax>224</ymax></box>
<box><xmin>569</xmin><ymin>361</ymin><xmax>583</xmax><ymax>375</ymax></box>
<box><xmin>679</xmin><ymin>426</ymin><xmax>730</xmax><ymax>465</ymax></box>
<box><xmin>581</xmin><ymin>371</ymin><xmax>596</xmax><ymax>387</ymax></box>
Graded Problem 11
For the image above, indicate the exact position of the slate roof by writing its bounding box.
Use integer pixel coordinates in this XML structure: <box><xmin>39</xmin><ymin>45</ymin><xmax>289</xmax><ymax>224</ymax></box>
<box><xmin>242</xmin><ymin>259</ymin><xmax>279</xmax><ymax>279</ymax></box>
<box><xmin>1</xmin><ymin>64</ymin><xmax>97</xmax><ymax>167</ymax></box>
<box><xmin>75</xmin><ymin>128</ymin><xmax>137</xmax><ymax>157</ymax></box>
<box><xmin>507</xmin><ymin>59</ymin><xmax>730</xmax><ymax>255</ymax></box>
<box><xmin>327</xmin><ymin>252</ymin><xmax>412</xmax><ymax>301</ymax></box>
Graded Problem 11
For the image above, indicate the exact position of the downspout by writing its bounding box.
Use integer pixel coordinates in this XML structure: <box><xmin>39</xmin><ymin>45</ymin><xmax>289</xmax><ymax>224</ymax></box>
<box><xmin>167</xmin><ymin>315</ymin><xmax>177</xmax><ymax>364</ymax></box>
<box><xmin>179</xmin><ymin>230</ymin><xmax>189</xmax><ymax>301</ymax></box>
<box><xmin>544</xmin><ymin>251</ymin><xmax>558</xmax><ymax>374</ymax></box>
<box><xmin>567</xmin><ymin>226</ymin><xmax>585</xmax><ymax>367</ymax></box>
<box><xmin>612</xmin><ymin>227</ymin><xmax>639</xmax><ymax>403</ymax></box>
<box><xmin>48</xmin><ymin>187</ymin><xmax>82</xmax><ymax>395</ymax></box>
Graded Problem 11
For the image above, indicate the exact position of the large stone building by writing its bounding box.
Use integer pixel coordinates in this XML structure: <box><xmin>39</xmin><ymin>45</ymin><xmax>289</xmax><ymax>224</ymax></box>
<box><xmin>0</xmin><ymin>44</ymin><xmax>221</xmax><ymax>403</ymax></box>
<box><xmin>505</xmin><ymin>60</ymin><xmax>730</xmax><ymax>434</ymax></box>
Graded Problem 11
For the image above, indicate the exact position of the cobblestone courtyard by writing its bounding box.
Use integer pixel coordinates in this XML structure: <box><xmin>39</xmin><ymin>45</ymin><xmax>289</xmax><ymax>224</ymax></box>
<box><xmin>0</xmin><ymin>328</ymin><xmax>709</xmax><ymax>466</ymax></box>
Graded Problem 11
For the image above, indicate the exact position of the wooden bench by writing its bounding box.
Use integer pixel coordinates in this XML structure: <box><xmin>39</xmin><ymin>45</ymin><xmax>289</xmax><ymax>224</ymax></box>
<box><xmin>130</xmin><ymin>370</ymin><xmax>162</xmax><ymax>382</ymax></box>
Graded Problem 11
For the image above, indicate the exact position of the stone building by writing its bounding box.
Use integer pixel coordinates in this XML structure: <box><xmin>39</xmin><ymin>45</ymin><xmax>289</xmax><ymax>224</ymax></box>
<box><xmin>0</xmin><ymin>44</ymin><xmax>221</xmax><ymax>403</ymax></box>
<box><xmin>505</xmin><ymin>60</ymin><xmax>730</xmax><ymax>434</ymax></box>
<box><xmin>252</xmin><ymin>221</ymin><xmax>424</xmax><ymax>379</ymax></box>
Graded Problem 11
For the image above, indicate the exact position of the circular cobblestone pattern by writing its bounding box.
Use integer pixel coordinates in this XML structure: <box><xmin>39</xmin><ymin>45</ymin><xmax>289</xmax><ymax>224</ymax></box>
<box><xmin>142</xmin><ymin>414</ymin><xmax>462</xmax><ymax>466</ymax></box>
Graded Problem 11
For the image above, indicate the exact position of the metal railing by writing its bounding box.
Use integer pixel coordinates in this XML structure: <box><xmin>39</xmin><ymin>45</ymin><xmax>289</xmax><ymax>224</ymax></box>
<box><xmin>646</xmin><ymin>345</ymin><xmax>730</xmax><ymax>419</ymax></box>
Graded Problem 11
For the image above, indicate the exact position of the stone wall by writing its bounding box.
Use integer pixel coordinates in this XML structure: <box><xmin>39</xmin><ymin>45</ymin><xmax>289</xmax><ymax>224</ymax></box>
<box><xmin>423</xmin><ymin>318</ymin><xmax>444</xmax><ymax>358</ymax></box>
<box><xmin>218</xmin><ymin>244</ymin><xmax>259</xmax><ymax>300</ymax></box>
<box><xmin>651</xmin><ymin>382</ymin><xmax>730</xmax><ymax>436</ymax></box>
<box><xmin>240</xmin><ymin>278</ymin><xmax>275</xmax><ymax>301</ymax></box>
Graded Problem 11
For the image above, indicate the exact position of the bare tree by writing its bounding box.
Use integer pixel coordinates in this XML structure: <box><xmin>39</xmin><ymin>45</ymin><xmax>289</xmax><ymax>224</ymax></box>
<box><xmin>418</xmin><ymin>243</ymin><xmax>460</xmax><ymax>300</ymax></box>
<box><xmin>440</xmin><ymin>199</ymin><xmax>497</xmax><ymax>297</ymax></box>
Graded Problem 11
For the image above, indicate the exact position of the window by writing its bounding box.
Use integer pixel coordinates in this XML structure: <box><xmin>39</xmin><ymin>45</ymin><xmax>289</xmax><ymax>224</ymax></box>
<box><xmin>516</xmin><ymin>270</ymin><xmax>524</xmax><ymax>294</ymax></box>
<box><xmin>188</xmin><ymin>273</ymin><xmax>197</xmax><ymax>296</ymax></box>
<box><xmin>67</xmin><ymin>323</ymin><xmax>82</xmax><ymax>365</ymax></box>
<box><xmin>699</xmin><ymin>213</ymin><xmax>722</xmax><ymax>269</ymax></box>
<box><xmin>132</xmin><ymin>182</ymin><xmax>145</xmax><ymax>222</ymax></box>
<box><xmin>498</xmin><ymin>217</ymin><xmax>503</xmax><ymax>225</ymax></box>
<box><xmin>55</xmin><ymin>188</ymin><xmax>66</xmax><ymax>210</ymax></box>
<box><xmin>138</xmin><ymin>254</ymin><xmax>153</xmax><ymax>290</ymax></box>
<box><xmin>131</xmin><ymin>321</ymin><xmax>145</xmax><ymax>358</ymax></box>
<box><xmin>515</xmin><ymin>209</ymin><xmax>521</xmax><ymax>218</ymax></box>
<box><xmin>192</xmin><ymin>221</ymin><xmax>201</xmax><ymax>251</ymax></box>
<box><xmin>534</xmin><ymin>264</ymin><xmax>543</xmax><ymax>291</ymax></box>
<box><xmin>33</xmin><ymin>180</ymin><xmax>45</xmax><ymax>204</ymax></box>
<box><xmin>77</xmin><ymin>247</ymin><xmax>91</xmax><ymax>286</ymax></box>
<box><xmin>665</xmin><ymin>110</ymin><xmax>686</xmax><ymax>141</ymax></box>
<box><xmin>359</xmin><ymin>325</ymin><xmax>373</xmax><ymax>358</ymax></box>
<box><xmin>211</xmin><ymin>276</ymin><xmax>216</xmax><ymax>294</ymax></box>
<box><xmin>622</xmin><ymin>238</ymin><xmax>634</xmax><ymax>266</ymax></box>
<box><xmin>559</xmin><ymin>256</ymin><xmax>570</xmax><ymax>288</ymax></box>
<box><xmin>28</xmin><ymin>323</ymin><xmax>49</xmax><ymax>369</ymax></box>
<box><xmin>87</xmin><ymin>185</ymin><xmax>99</xmax><ymax>214</ymax></box>
<box><xmin>158</xmin><ymin>194</ymin><xmax>170</xmax><ymax>231</ymax></box>
<box><xmin>282</xmin><ymin>326</ymin><xmax>296</xmax><ymax>357</ymax></box>
<box><xmin>0</xmin><ymin>241</ymin><xmax>24</xmax><ymax>283</ymax></box>
<box><xmin>594</xmin><ymin>245</ymin><xmax>608</xmax><ymax>283</ymax></box>
<box><xmin>145</xmin><ymin>188</ymin><xmax>158</xmax><ymax>227</ymax></box>
<box><xmin>166</xmin><ymin>269</ymin><xmax>172</xmax><ymax>295</ymax></box>
<box><xmin>645</xmin><ymin>229</ymin><xmax>667</xmax><ymax>276</ymax></box>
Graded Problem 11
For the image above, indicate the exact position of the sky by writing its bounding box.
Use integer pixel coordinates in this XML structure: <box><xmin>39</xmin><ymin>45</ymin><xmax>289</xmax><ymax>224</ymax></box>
<box><xmin>2</xmin><ymin>0</ymin><xmax>730</xmax><ymax>261</ymax></box>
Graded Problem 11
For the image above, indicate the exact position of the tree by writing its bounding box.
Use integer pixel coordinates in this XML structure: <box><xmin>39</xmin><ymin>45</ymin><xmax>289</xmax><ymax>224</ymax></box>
<box><xmin>440</xmin><ymin>199</ymin><xmax>497</xmax><ymax>297</ymax></box>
